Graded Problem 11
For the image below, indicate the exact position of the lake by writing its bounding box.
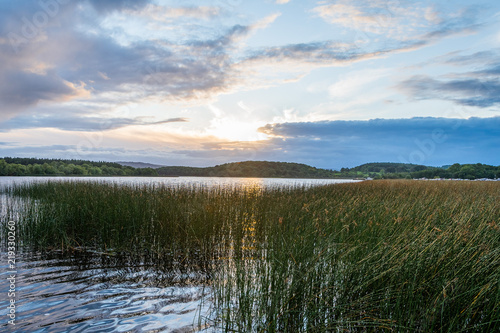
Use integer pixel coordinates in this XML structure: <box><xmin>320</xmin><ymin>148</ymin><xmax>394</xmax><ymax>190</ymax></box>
<box><xmin>0</xmin><ymin>176</ymin><xmax>361</xmax><ymax>189</ymax></box>
<box><xmin>0</xmin><ymin>177</ymin><xmax>360</xmax><ymax>332</ymax></box>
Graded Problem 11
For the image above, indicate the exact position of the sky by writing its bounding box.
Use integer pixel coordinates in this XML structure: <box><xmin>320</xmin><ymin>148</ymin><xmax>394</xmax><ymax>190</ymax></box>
<box><xmin>0</xmin><ymin>0</ymin><xmax>499</xmax><ymax>169</ymax></box>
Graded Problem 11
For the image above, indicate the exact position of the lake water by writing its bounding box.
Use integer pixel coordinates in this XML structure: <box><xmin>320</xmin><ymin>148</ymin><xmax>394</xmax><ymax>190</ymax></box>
<box><xmin>0</xmin><ymin>176</ymin><xmax>361</xmax><ymax>189</ymax></box>
<box><xmin>0</xmin><ymin>176</ymin><xmax>360</xmax><ymax>332</ymax></box>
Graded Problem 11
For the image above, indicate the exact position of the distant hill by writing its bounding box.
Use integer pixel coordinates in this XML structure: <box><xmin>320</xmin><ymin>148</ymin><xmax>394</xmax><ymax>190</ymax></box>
<box><xmin>117</xmin><ymin>161</ymin><xmax>165</xmax><ymax>169</ymax></box>
<box><xmin>1</xmin><ymin>157</ymin><xmax>499</xmax><ymax>179</ymax></box>
<box><xmin>157</xmin><ymin>161</ymin><xmax>338</xmax><ymax>178</ymax></box>
<box><xmin>0</xmin><ymin>157</ymin><xmax>157</xmax><ymax>176</ymax></box>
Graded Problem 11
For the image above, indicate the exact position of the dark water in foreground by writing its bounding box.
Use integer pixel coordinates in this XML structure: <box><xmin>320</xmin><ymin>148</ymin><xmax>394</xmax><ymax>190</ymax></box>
<box><xmin>0</xmin><ymin>177</ymin><xmax>360</xmax><ymax>332</ymax></box>
<box><xmin>0</xmin><ymin>252</ymin><xmax>211</xmax><ymax>332</ymax></box>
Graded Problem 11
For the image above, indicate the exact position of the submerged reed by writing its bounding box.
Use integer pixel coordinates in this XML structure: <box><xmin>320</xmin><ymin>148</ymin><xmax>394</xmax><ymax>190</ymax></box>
<box><xmin>1</xmin><ymin>179</ymin><xmax>499</xmax><ymax>331</ymax></box>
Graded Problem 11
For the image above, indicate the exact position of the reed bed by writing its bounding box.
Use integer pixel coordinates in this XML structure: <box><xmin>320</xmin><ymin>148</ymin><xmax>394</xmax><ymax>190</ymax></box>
<box><xmin>1</xmin><ymin>180</ymin><xmax>499</xmax><ymax>332</ymax></box>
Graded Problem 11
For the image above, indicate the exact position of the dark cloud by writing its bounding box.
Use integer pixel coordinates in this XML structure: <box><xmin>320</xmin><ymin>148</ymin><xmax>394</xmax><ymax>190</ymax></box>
<box><xmin>151</xmin><ymin>118</ymin><xmax>188</xmax><ymax>125</ymax></box>
<box><xmin>472</xmin><ymin>63</ymin><xmax>500</xmax><ymax>77</ymax></box>
<box><xmin>246</xmin><ymin>41</ymin><xmax>360</xmax><ymax>64</ymax></box>
<box><xmin>188</xmin><ymin>24</ymin><xmax>249</xmax><ymax>49</ymax></box>
<box><xmin>399</xmin><ymin>74</ymin><xmax>500</xmax><ymax>108</ymax></box>
<box><xmin>0</xmin><ymin>113</ymin><xmax>188</xmax><ymax>132</ymax></box>
<box><xmin>398</xmin><ymin>49</ymin><xmax>500</xmax><ymax>107</ymax></box>
<box><xmin>445</xmin><ymin>50</ymin><xmax>498</xmax><ymax>66</ymax></box>
<box><xmin>86</xmin><ymin>0</ymin><xmax>152</xmax><ymax>13</ymax></box>
<box><xmin>254</xmin><ymin>117</ymin><xmax>500</xmax><ymax>168</ymax></box>
<box><xmin>0</xmin><ymin>70</ymin><xmax>82</xmax><ymax>111</ymax></box>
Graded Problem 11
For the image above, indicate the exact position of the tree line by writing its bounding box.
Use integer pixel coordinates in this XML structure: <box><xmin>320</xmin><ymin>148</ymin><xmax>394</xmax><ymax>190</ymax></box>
<box><xmin>1</xmin><ymin>158</ymin><xmax>498</xmax><ymax>179</ymax></box>
<box><xmin>341</xmin><ymin>162</ymin><xmax>500</xmax><ymax>180</ymax></box>
<box><xmin>0</xmin><ymin>158</ymin><xmax>157</xmax><ymax>176</ymax></box>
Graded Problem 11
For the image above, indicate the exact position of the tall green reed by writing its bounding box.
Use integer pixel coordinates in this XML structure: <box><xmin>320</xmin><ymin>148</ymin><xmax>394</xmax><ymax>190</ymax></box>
<box><xmin>1</xmin><ymin>180</ymin><xmax>498</xmax><ymax>332</ymax></box>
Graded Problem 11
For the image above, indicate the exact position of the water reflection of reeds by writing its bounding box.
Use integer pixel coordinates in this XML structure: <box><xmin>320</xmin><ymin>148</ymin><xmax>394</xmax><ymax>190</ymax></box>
<box><xmin>0</xmin><ymin>251</ymin><xmax>211</xmax><ymax>332</ymax></box>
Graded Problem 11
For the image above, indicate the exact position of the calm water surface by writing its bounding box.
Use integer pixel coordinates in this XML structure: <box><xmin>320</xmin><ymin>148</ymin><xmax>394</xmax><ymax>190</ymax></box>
<box><xmin>0</xmin><ymin>176</ymin><xmax>360</xmax><ymax>189</ymax></box>
<box><xmin>0</xmin><ymin>176</ymin><xmax>360</xmax><ymax>332</ymax></box>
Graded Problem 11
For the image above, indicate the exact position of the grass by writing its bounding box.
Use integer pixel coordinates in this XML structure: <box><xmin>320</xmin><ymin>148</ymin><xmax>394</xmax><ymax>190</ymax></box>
<box><xmin>1</xmin><ymin>179</ymin><xmax>499</xmax><ymax>332</ymax></box>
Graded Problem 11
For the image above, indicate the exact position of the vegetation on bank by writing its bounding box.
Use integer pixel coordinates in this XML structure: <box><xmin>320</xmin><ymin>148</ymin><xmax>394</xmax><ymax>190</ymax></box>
<box><xmin>2</xmin><ymin>180</ymin><xmax>499</xmax><ymax>332</ymax></box>
<box><xmin>347</xmin><ymin>162</ymin><xmax>500</xmax><ymax>180</ymax></box>
<box><xmin>1</xmin><ymin>157</ymin><xmax>499</xmax><ymax>179</ymax></box>
<box><xmin>0</xmin><ymin>157</ymin><xmax>157</xmax><ymax>176</ymax></box>
<box><xmin>155</xmin><ymin>161</ymin><xmax>500</xmax><ymax>179</ymax></box>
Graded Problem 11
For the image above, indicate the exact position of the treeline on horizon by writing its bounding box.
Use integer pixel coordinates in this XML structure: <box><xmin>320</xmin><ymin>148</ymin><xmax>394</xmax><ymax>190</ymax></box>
<box><xmin>0</xmin><ymin>157</ymin><xmax>499</xmax><ymax>179</ymax></box>
<box><xmin>0</xmin><ymin>157</ymin><xmax>157</xmax><ymax>177</ymax></box>
<box><xmin>348</xmin><ymin>162</ymin><xmax>500</xmax><ymax>180</ymax></box>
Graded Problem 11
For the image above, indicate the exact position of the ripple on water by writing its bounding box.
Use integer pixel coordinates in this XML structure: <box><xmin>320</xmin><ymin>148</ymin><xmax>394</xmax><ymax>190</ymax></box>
<box><xmin>0</xmin><ymin>252</ymin><xmax>213</xmax><ymax>332</ymax></box>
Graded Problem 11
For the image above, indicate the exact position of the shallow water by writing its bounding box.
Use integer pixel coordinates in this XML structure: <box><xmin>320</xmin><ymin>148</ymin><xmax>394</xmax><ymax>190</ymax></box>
<box><xmin>0</xmin><ymin>252</ymin><xmax>212</xmax><ymax>332</ymax></box>
<box><xmin>0</xmin><ymin>176</ymin><xmax>360</xmax><ymax>332</ymax></box>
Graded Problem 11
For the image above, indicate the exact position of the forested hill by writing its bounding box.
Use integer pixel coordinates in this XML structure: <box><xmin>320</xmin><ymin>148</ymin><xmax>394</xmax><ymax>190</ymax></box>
<box><xmin>0</xmin><ymin>158</ymin><xmax>337</xmax><ymax>178</ymax></box>
<box><xmin>0</xmin><ymin>157</ymin><xmax>157</xmax><ymax>176</ymax></box>
<box><xmin>156</xmin><ymin>161</ymin><xmax>337</xmax><ymax>178</ymax></box>
<box><xmin>0</xmin><ymin>158</ymin><xmax>499</xmax><ymax>179</ymax></box>
<box><xmin>341</xmin><ymin>162</ymin><xmax>500</xmax><ymax>180</ymax></box>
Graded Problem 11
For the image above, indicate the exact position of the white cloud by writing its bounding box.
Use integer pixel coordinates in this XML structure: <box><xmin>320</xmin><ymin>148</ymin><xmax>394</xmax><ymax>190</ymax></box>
<box><xmin>132</xmin><ymin>4</ymin><xmax>221</xmax><ymax>20</ymax></box>
<box><xmin>251</xmin><ymin>13</ymin><xmax>281</xmax><ymax>30</ymax></box>
<box><xmin>312</xmin><ymin>0</ymin><xmax>444</xmax><ymax>40</ymax></box>
<box><xmin>328</xmin><ymin>69</ymin><xmax>390</xmax><ymax>99</ymax></box>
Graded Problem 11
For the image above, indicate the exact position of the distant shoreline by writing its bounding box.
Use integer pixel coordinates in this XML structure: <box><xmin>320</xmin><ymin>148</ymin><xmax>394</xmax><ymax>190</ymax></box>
<box><xmin>1</xmin><ymin>158</ymin><xmax>499</xmax><ymax>180</ymax></box>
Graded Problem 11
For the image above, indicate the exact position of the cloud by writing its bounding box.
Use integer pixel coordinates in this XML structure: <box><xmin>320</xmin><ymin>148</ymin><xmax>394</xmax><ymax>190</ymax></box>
<box><xmin>235</xmin><ymin>37</ymin><xmax>430</xmax><ymax>90</ymax></box>
<box><xmin>87</xmin><ymin>0</ymin><xmax>152</xmax><ymax>14</ymax></box>
<box><xmin>136</xmin><ymin>5</ymin><xmax>222</xmax><ymax>20</ymax></box>
<box><xmin>141</xmin><ymin>116</ymin><xmax>500</xmax><ymax>169</ymax></box>
<box><xmin>399</xmin><ymin>76</ymin><xmax>500</xmax><ymax>107</ymax></box>
<box><xmin>312</xmin><ymin>0</ymin><xmax>478</xmax><ymax>41</ymax></box>
<box><xmin>239</xmin><ymin>2</ymin><xmax>480</xmax><ymax>75</ymax></box>
<box><xmin>246</xmin><ymin>41</ymin><xmax>357</xmax><ymax>64</ymax></box>
<box><xmin>398</xmin><ymin>49</ymin><xmax>500</xmax><ymax>108</ymax></box>
<box><xmin>0</xmin><ymin>12</ymin><xmax>235</xmax><ymax>116</ymax></box>
<box><xmin>0</xmin><ymin>70</ymin><xmax>88</xmax><ymax>114</ymax></box>
<box><xmin>251</xmin><ymin>13</ymin><xmax>281</xmax><ymax>30</ymax></box>
<box><xmin>328</xmin><ymin>69</ymin><xmax>389</xmax><ymax>99</ymax></box>
<box><xmin>0</xmin><ymin>142</ymin><xmax>214</xmax><ymax>167</ymax></box>
<box><xmin>2</xmin><ymin>0</ymin><xmax>478</xmax><ymax>122</ymax></box>
<box><xmin>0</xmin><ymin>144</ymin><xmax>80</xmax><ymax>157</ymax></box>
<box><xmin>0</xmin><ymin>2</ymin><xmax>285</xmax><ymax>120</ymax></box>
<box><xmin>0</xmin><ymin>0</ymin><xmax>492</xmax><ymax>138</ymax></box>
<box><xmin>276</xmin><ymin>0</ymin><xmax>291</xmax><ymax>4</ymax></box>
<box><xmin>2</xmin><ymin>117</ymin><xmax>498</xmax><ymax>169</ymax></box>
<box><xmin>313</xmin><ymin>1</ymin><xmax>403</xmax><ymax>35</ymax></box>
<box><xmin>255</xmin><ymin>117</ymin><xmax>500</xmax><ymax>168</ymax></box>
<box><xmin>0</xmin><ymin>113</ymin><xmax>188</xmax><ymax>132</ymax></box>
